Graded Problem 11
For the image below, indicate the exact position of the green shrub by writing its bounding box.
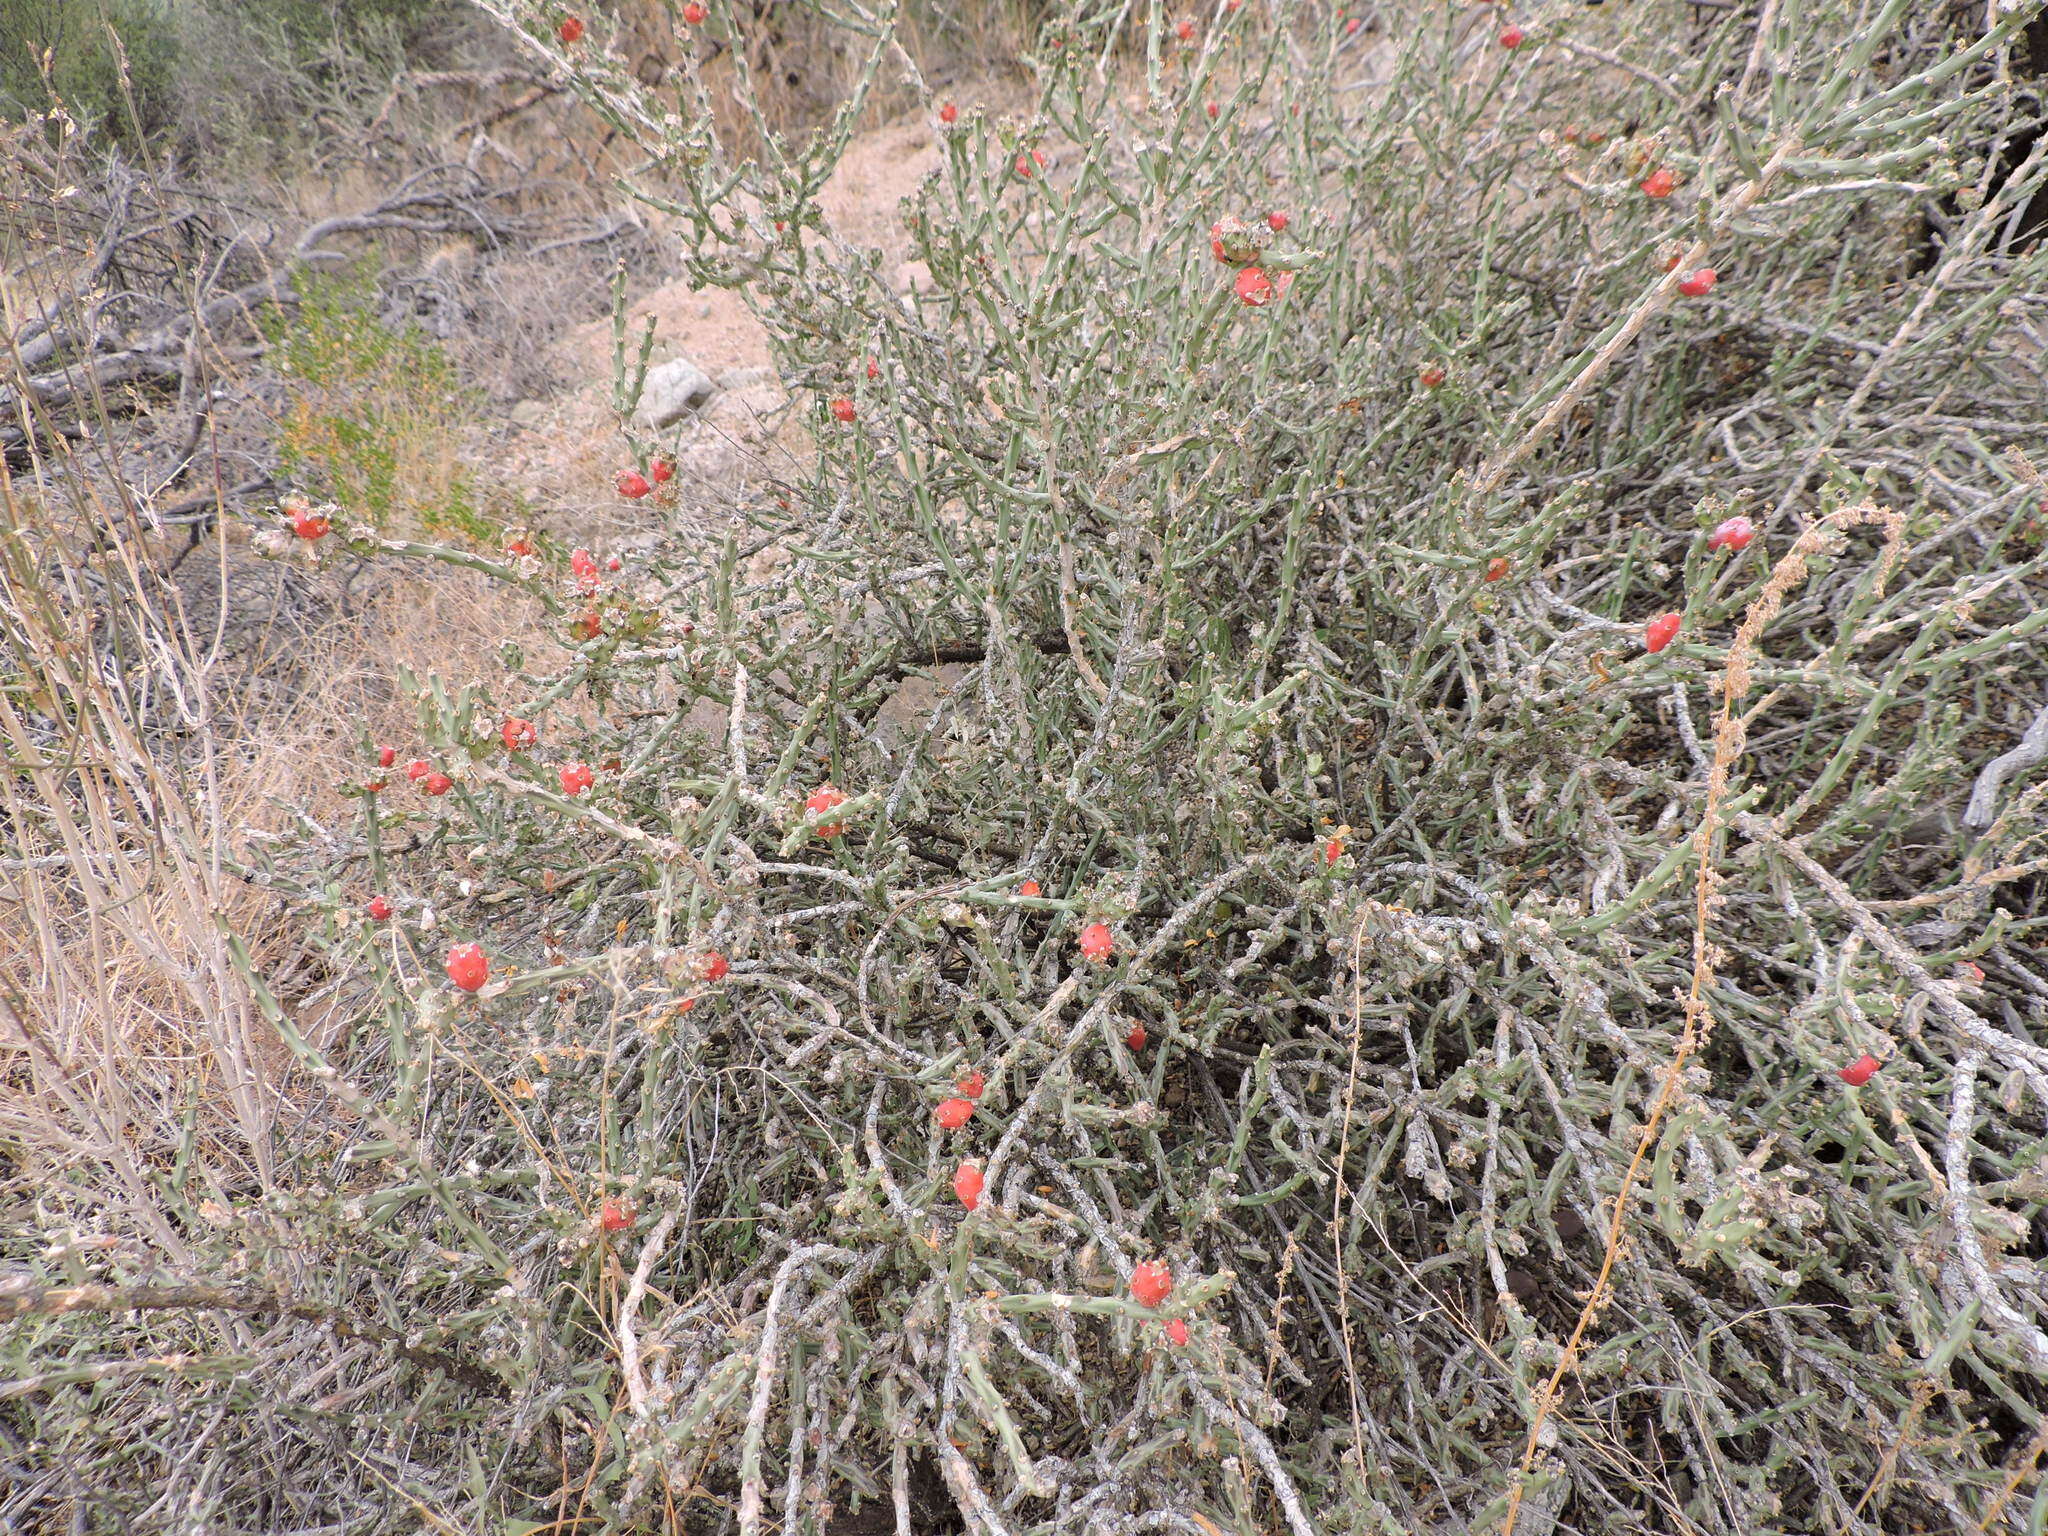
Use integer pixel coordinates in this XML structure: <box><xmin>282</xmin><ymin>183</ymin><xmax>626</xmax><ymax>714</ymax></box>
<box><xmin>0</xmin><ymin>0</ymin><xmax>180</xmax><ymax>149</ymax></box>
<box><xmin>264</xmin><ymin>266</ymin><xmax>501</xmax><ymax>542</ymax></box>
<box><xmin>12</xmin><ymin>2</ymin><xmax>2048</xmax><ymax>1533</ymax></box>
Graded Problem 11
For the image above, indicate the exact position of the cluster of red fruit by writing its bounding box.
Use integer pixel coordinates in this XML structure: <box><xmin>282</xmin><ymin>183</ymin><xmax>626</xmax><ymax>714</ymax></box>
<box><xmin>617</xmin><ymin>458</ymin><xmax>674</xmax><ymax>499</ymax></box>
<box><xmin>1210</xmin><ymin>212</ymin><xmax>1292</xmax><ymax>308</ymax></box>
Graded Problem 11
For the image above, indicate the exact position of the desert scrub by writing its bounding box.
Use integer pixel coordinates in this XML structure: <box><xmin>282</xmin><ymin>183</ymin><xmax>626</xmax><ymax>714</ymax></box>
<box><xmin>10</xmin><ymin>1</ymin><xmax>2048</xmax><ymax>1534</ymax></box>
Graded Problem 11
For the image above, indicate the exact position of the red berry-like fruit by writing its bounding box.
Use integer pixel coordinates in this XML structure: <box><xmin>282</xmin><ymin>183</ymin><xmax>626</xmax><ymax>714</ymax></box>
<box><xmin>935</xmin><ymin>1097</ymin><xmax>974</xmax><ymax>1130</ymax></box>
<box><xmin>365</xmin><ymin>779</ymin><xmax>387</xmax><ymax>793</ymax></box>
<box><xmin>938</xmin><ymin>101</ymin><xmax>957</xmax><ymax>124</ymax></box>
<box><xmin>1018</xmin><ymin>879</ymin><xmax>1041</xmax><ymax>897</ymax></box>
<box><xmin>1126</xmin><ymin>1022</ymin><xmax>1148</xmax><ymax>1051</ymax></box>
<box><xmin>617</xmin><ymin>470</ymin><xmax>651</xmax><ymax>500</ymax></box>
<box><xmin>571</xmin><ymin>548</ymin><xmax>600</xmax><ymax>592</ymax></box>
<box><xmin>506</xmin><ymin>534</ymin><xmax>534</xmax><ymax>557</ymax></box>
<box><xmin>558</xmin><ymin>16</ymin><xmax>583</xmax><ymax>43</ymax></box>
<box><xmin>606</xmin><ymin>555</ymin><xmax>622</xmax><ymax>573</ymax></box>
<box><xmin>1323</xmin><ymin>836</ymin><xmax>1344</xmax><ymax>864</ymax></box>
<box><xmin>424</xmin><ymin>772</ymin><xmax>453</xmax><ymax>796</ymax></box>
<box><xmin>1130</xmin><ymin>1261</ymin><xmax>1172</xmax><ymax>1308</ymax></box>
<box><xmin>1014</xmin><ymin>153</ymin><xmax>1036</xmax><ymax>180</ymax></box>
<box><xmin>1234</xmin><ymin>266</ymin><xmax>1275</xmax><ymax>307</ymax></box>
<box><xmin>1498</xmin><ymin>25</ymin><xmax>1524</xmax><ymax>47</ymax></box>
<box><xmin>1163</xmin><ymin>1317</ymin><xmax>1190</xmax><ymax>1346</ymax></box>
<box><xmin>805</xmin><ymin>784</ymin><xmax>848</xmax><ymax>837</ymax></box>
<box><xmin>953</xmin><ymin>1161</ymin><xmax>984</xmax><ymax>1211</ymax></box>
<box><xmin>1206</xmin><ymin>101</ymin><xmax>1219</xmax><ymax>119</ymax></box>
<box><xmin>701</xmin><ymin>949</ymin><xmax>729</xmax><ymax>982</ymax></box>
<box><xmin>1644</xmin><ymin>612</ymin><xmax>1682</xmax><ymax>653</ymax></box>
<box><xmin>502</xmin><ymin>717</ymin><xmax>537</xmax><ymax>752</ymax></box>
<box><xmin>376</xmin><ymin>745</ymin><xmax>396</xmax><ymax>768</ymax></box>
<box><xmin>572</xmin><ymin>611</ymin><xmax>602</xmax><ymax>641</ymax></box>
<box><xmin>1267</xmin><ymin>211</ymin><xmax>1288</xmax><ymax>232</ymax></box>
<box><xmin>446</xmin><ymin>942</ymin><xmax>489</xmax><ymax>992</ymax></box>
<box><xmin>682</xmin><ymin>0</ymin><xmax>706</xmax><ymax>21</ymax></box>
<box><xmin>290</xmin><ymin>507</ymin><xmax>330</xmax><ymax>540</ymax></box>
<box><xmin>957</xmin><ymin>1070</ymin><xmax>985</xmax><ymax>1100</ymax></box>
<box><xmin>1079</xmin><ymin>922</ymin><xmax>1115</xmax><ymax>962</ymax></box>
<box><xmin>1419</xmin><ymin>363</ymin><xmax>1446</xmax><ymax>389</ymax></box>
<box><xmin>1840</xmin><ymin>1053</ymin><xmax>1881</xmax><ymax>1086</ymax></box>
<box><xmin>1485</xmin><ymin>556</ymin><xmax>1510</xmax><ymax>582</ymax></box>
<box><xmin>1176</xmin><ymin>19</ymin><xmax>1195</xmax><ymax>40</ymax></box>
<box><xmin>651</xmin><ymin>457</ymin><xmax>674</xmax><ymax>484</ymax></box>
<box><xmin>1679</xmin><ymin>268</ymin><xmax>1717</xmax><ymax>297</ymax></box>
<box><xmin>559</xmin><ymin>762</ymin><xmax>595</xmax><ymax>797</ymax></box>
<box><xmin>1706</xmin><ymin>516</ymin><xmax>1755</xmax><ymax>552</ymax></box>
<box><xmin>600</xmin><ymin>1197</ymin><xmax>632</xmax><ymax>1231</ymax></box>
<box><xmin>367</xmin><ymin>895</ymin><xmax>392</xmax><ymax>921</ymax></box>
<box><xmin>1345</xmin><ymin>14</ymin><xmax>1362</xmax><ymax>32</ymax></box>
<box><xmin>1640</xmin><ymin>167</ymin><xmax>1675</xmax><ymax>199</ymax></box>
<box><xmin>406</xmin><ymin>759</ymin><xmax>430</xmax><ymax>782</ymax></box>
<box><xmin>865</xmin><ymin>357</ymin><xmax>879</xmax><ymax>381</ymax></box>
<box><xmin>829</xmin><ymin>397</ymin><xmax>856</xmax><ymax>423</ymax></box>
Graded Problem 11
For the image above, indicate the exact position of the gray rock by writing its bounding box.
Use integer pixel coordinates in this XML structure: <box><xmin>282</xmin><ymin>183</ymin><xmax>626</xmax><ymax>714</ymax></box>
<box><xmin>634</xmin><ymin>357</ymin><xmax>716</xmax><ymax>429</ymax></box>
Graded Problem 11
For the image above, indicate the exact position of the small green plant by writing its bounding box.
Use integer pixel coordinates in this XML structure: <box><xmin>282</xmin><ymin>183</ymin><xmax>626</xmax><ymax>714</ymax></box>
<box><xmin>265</xmin><ymin>265</ymin><xmax>502</xmax><ymax>543</ymax></box>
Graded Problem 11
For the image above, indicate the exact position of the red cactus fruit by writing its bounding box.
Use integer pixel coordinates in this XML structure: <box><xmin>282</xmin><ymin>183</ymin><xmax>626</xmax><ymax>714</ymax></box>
<box><xmin>1485</xmin><ymin>556</ymin><xmax>1510</xmax><ymax>582</ymax></box>
<box><xmin>953</xmin><ymin>1161</ymin><xmax>984</xmax><ymax>1211</ymax></box>
<box><xmin>1079</xmin><ymin>922</ymin><xmax>1115</xmax><ymax>962</ymax></box>
<box><xmin>1324</xmin><ymin>836</ymin><xmax>1345</xmax><ymax>864</ymax></box>
<box><xmin>1126</xmin><ymin>1022</ymin><xmax>1148</xmax><ymax>1051</ymax></box>
<box><xmin>1498</xmin><ymin>25</ymin><xmax>1524</xmax><ymax>46</ymax></box>
<box><xmin>559</xmin><ymin>762</ymin><xmax>595</xmax><ymax>797</ymax></box>
<box><xmin>1420</xmin><ymin>363</ymin><xmax>1447</xmax><ymax>389</ymax></box>
<box><xmin>699</xmin><ymin>949</ymin><xmax>730</xmax><ymax>983</ymax></box>
<box><xmin>289</xmin><ymin>506</ymin><xmax>330</xmax><ymax>540</ymax></box>
<box><xmin>406</xmin><ymin>759</ymin><xmax>430</xmax><ymax>782</ymax></box>
<box><xmin>957</xmin><ymin>1070</ymin><xmax>986</xmax><ymax>1100</ymax></box>
<box><xmin>805</xmin><ymin>784</ymin><xmax>848</xmax><ymax>837</ymax></box>
<box><xmin>600</xmin><ymin>1197</ymin><xmax>633</xmax><ymax>1230</ymax></box>
<box><xmin>1018</xmin><ymin>879</ymin><xmax>1041</xmax><ymax>897</ymax></box>
<box><xmin>502</xmin><ymin>717</ymin><xmax>537</xmax><ymax>752</ymax></box>
<box><xmin>1678</xmin><ymin>268</ymin><xmax>1717</xmax><ymax>297</ymax></box>
<box><xmin>1640</xmin><ymin>167</ymin><xmax>1675</xmax><ymax>199</ymax></box>
<box><xmin>651</xmin><ymin>457</ymin><xmax>674</xmax><ymax>484</ymax></box>
<box><xmin>558</xmin><ymin>16</ymin><xmax>584</xmax><ymax>43</ymax></box>
<box><xmin>1644</xmin><ymin>612</ymin><xmax>1682</xmax><ymax>653</ymax></box>
<box><xmin>1130</xmin><ymin>1261</ymin><xmax>1172</xmax><ymax>1308</ymax></box>
<box><xmin>935</xmin><ymin>1097</ymin><xmax>974</xmax><ymax>1130</ymax></box>
<box><xmin>1206</xmin><ymin>101</ymin><xmax>1219</xmax><ymax>119</ymax></box>
<box><xmin>367</xmin><ymin>896</ymin><xmax>392</xmax><ymax>921</ymax></box>
<box><xmin>1163</xmin><ymin>1317</ymin><xmax>1190</xmax><ymax>1346</ymax></box>
<box><xmin>377</xmin><ymin>745</ymin><xmax>396</xmax><ymax>768</ymax></box>
<box><xmin>573</xmin><ymin>611</ymin><xmax>602</xmax><ymax>641</ymax></box>
<box><xmin>617</xmin><ymin>470</ymin><xmax>652</xmax><ymax>499</ymax></box>
<box><xmin>1706</xmin><ymin>516</ymin><xmax>1756</xmax><ymax>552</ymax></box>
<box><xmin>938</xmin><ymin>101</ymin><xmax>957</xmax><ymax>124</ymax></box>
<box><xmin>1267</xmin><ymin>211</ymin><xmax>1288</xmax><ymax>232</ymax></box>
<box><xmin>506</xmin><ymin>534</ymin><xmax>535</xmax><ymax>557</ymax></box>
<box><xmin>1234</xmin><ymin>266</ymin><xmax>1275</xmax><ymax>306</ymax></box>
<box><xmin>571</xmin><ymin>548</ymin><xmax>601</xmax><ymax>592</ymax></box>
<box><xmin>1840</xmin><ymin>1054</ymin><xmax>1881</xmax><ymax>1086</ymax></box>
<box><xmin>446</xmin><ymin>942</ymin><xmax>488</xmax><ymax>992</ymax></box>
<box><xmin>682</xmin><ymin>1</ymin><xmax>706</xmax><ymax>21</ymax></box>
<box><xmin>830</xmin><ymin>397</ymin><xmax>856</xmax><ymax>423</ymax></box>
<box><xmin>423</xmin><ymin>772</ymin><xmax>453</xmax><ymax>796</ymax></box>
<box><xmin>1176</xmin><ymin>18</ymin><xmax>1195</xmax><ymax>40</ymax></box>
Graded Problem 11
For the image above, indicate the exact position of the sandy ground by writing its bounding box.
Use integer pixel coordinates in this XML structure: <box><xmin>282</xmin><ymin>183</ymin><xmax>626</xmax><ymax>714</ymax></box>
<box><xmin>495</xmin><ymin>111</ymin><xmax>947</xmax><ymax>548</ymax></box>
